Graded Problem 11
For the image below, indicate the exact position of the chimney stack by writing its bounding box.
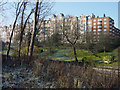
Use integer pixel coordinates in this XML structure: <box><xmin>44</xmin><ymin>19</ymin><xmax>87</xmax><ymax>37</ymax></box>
<box><xmin>104</xmin><ymin>14</ymin><xmax>106</xmax><ymax>17</ymax></box>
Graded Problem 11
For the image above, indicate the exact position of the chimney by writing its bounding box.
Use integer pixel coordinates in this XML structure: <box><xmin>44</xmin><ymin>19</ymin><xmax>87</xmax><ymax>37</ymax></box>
<box><xmin>104</xmin><ymin>14</ymin><xmax>106</xmax><ymax>17</ymax></box>
<box><xmin>91</xmin><ymin>13</ymin><xmax>95</xmax><ymax>18</ymax></box>
<box><xmin>97</xmin><ymin>16</ymin><xmax>99</xmax><ymax>18</ymax></box>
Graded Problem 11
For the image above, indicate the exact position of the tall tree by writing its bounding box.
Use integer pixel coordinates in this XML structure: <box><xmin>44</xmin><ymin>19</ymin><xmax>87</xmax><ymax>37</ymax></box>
<box><xmin>18</xmin><ymin>2</ymin><xmax>34</xmax><ymax>58</ymax></box>
<box><xmin>28</xmin><ymin>0</ymin><xmax>53</xmax><ymax>56</ymax></box>
<box><xmin>28</xmin><ymin>0</ymin><xmax>39</xmax><ymax>57</ymax></box>
<box><xmin>7</xmin><ymin>1</ymin><xmax>24</xmax><ymax>59</ymax></box>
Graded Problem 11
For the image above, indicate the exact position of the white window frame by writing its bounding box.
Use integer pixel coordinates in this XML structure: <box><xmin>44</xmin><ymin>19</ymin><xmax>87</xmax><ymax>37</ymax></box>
<box><xmin>104</xmin><ymin>22</ymin><xmax>107</xmax><ymax>24</ymax></box>
<box><xmin>98</xmin><ymin>29</ymin><xmax>102</xmax><ymax>31</ymax></box>
<box><xmin>104</xmin><ymin>18</ymin><xmax>107</xmax><ymax>21</ymax></box>
<box><xmin>98</xmin><ymin>19</ymin><xmax>102</xmax><ymax>21</ymax></box>
<box><xmin>104</xmin><ymin>29</ymin><xmax>107</xmax><ymax>31</ymax></box>
<box><xmin>104</xmin><ymin>26</ymin><xmax>107</xmax><ymax>28</ymax></box>
<box><xmin>98</xmin><ymin>22</ymin><xmax>102</xmax><ymax>24</ymax></box>
<box><xmin>98</xmin><ymin>26</ymin><xmax>102</xmax><ymax>28</ymax></box>
<box><xmin>93</xmin><ymin>23</ymin><xmax>96</xmax><ymax>25</ymax></box>
<box><xmin>93</xmin><ymin>26</ymin><xmax>96</xmax><ymax>28</ymax></box>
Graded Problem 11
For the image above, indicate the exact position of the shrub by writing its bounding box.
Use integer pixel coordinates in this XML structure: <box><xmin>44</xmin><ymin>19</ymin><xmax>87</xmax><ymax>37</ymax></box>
<box><xmin>13</xmin><ymin>46</ymin><xmax>41</xmax><ymax>57</ymax></box>
<box><xmin>31</xmin><ymin>59</ymin><xmax>119</xmax><ymax>88</ymax></box>
<box><xmin>102</xmin><ymin>56</ymin><xmax>112</xmax><ymax>63</ymax></box>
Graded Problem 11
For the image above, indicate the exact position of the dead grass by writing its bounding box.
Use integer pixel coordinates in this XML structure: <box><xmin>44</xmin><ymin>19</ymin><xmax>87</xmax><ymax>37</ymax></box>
<box><xmin>32</xmin><ymin>59</ymin><xmax>119</xmax><ymax>88</ymax></box>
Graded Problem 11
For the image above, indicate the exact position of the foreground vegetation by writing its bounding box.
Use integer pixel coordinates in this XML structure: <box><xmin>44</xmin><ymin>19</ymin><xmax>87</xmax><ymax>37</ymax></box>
<box><xmin>2</xmin><ymin>57</ymin><xmax>119</xmax><ymax>88</ymax></box>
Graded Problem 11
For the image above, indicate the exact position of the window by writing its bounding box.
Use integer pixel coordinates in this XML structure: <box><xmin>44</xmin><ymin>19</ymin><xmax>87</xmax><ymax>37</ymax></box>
<box><xmin>88</xmin><ymin>17</ymin><xmax>91</xmax><ymax>20</ymax></box>
<box><xmin>93</xmin><ymin>30</ymin><xmax>96</xmax><ymax>32</ymax></box>
<box><xmin>110</xmin><ymin>29</ymin><xmax>112</xmax><ymax>31</ymax></box>
<box><xmin>98</xmin><ymin>29</ymin><xmax>102</xmax><ymax>31</ymax></box>
<box><xmin>98</xmin><ymin>19</ymin><xmax>102</xmax><ymax>21</ymax></box>
<box><xmin>93</xmin><ymin>26</ymin><xmax>96</xmax><ymax>28</ymax></box>
<box><xmin>104</xmin><ymin>22</ymin><xmax>107</xmax><ymax>24</ymax></box>
<box><xmin>98</xmin><ymin>26</ymin><xmax>102</xmax><ymax>28</ymax></box>
<box><xmin>93</xmin><ymin>23</ymin><xmax>96</xmax><ymax>25</ymax></box>
<box><xmin>45</xmin><ymin>21</ymin><xmax>47</xmax><ymax>24</ymax></box>
<box><xmin>98</xmin><ymin>21</ymin><xmax>102</xmax><ymax>24</ymax></box>
<box><xmin>104</xmin><ymin>29</ymin><xmax>107</xmax><ymax>31</ymax></box>
<box><xmin>109</xmin><ymin>19</ymin><xmax>112</xmax><ymax>21</ymax></box>
<box><xmin>65</xmin><ymin>19</ymin><xmax>67</xmax><ymax>22</ymax></box>
<box><xmin>104</xmin><ymin>18</ymin><xmax>107</xmax><ymax>21</ymax></box>
<box><xmin>104</xmin><ymin>26</ymin><xmax>107</xmax><ymax>28</ymax></box>
<box><xmin>110</xmin><ymin>26</ymin><xmax>112</xmax><ymax>28</ymax></box>
<box><xmin>110</xmin><ymin>22</ymin><xmax>112</xmax><ymax>24</ymax></box>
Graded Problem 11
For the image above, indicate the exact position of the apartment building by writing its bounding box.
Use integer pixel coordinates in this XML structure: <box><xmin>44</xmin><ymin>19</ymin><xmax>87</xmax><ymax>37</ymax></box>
<box><xmin>39</xmin><ymin>13</ymin><xmax>120</xmax><ymax>43</ymax></box>
<box><xmin>0</xmin><ymin>24</ymin><xmax>20</xmax><ymax>43</ymax></box>
<box><xmin>0</xmin><ymin>13</ymin><xmax>120</xmax><ymax>43</ymax></box>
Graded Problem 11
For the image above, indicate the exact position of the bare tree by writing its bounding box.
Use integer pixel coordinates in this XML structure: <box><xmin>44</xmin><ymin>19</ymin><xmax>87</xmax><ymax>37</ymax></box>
<box><xmin>64</xmin><ymin>22</ymin><xmax>80</xmax><ymax>62</ymax></box>
<box><xmin>28</xmin><ymin>0</ymin><xmax>39</xmax><ymax>57</ymax></box>
<box><xmin>28</xmin><ymin>0</ymin><xmax>54</xmax><ymax>56</ymax></box>
<box><xmin>18</xmin><ymin>2</ymin><xmax>34</xmax><ymax>58</ymax></box>
<box><xmin>7</xmin><ymin>1</ymin><xmax>24</xmax><ymax>59</ymax></box>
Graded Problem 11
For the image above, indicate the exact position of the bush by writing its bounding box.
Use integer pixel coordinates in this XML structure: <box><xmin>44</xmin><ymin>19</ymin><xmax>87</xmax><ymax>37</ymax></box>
<box><xmin>102</xmin><ymin>56</ymin><xmax>112</xmax><ymax>63</ymax></box>
<box><xmin>81</xmin><ymin>57</ymin><xmax>95</xmax><ymax>66</ymax></box>
<box><xmin>13</xmin><ymin>46</ymin><xmax>41</xmax><ymax>57</ymax></box>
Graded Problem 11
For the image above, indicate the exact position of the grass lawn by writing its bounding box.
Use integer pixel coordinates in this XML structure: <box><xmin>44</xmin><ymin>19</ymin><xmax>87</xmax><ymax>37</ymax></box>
<box><xmin>4</xmin><ymin>45</ymin><xmax>118</xmax><ymax>66</ymax></box>
<box><xmin>47</xmin><ymin>49</ymin><xmax>72</xmax><ymax>61</ymax></box>
<box><xmin>68</xmin><ymin>50</ymin><xmax>101</xmax><ymax>60</ymax></box>
<box><xmin>40</xmin><ymin>48</ymin><xmax>118</xmax><ymax>66</ymax></box>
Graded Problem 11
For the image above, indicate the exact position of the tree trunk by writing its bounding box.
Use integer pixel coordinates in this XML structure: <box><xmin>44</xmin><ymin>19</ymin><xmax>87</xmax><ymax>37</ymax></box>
<box><xmin>19</xmin><ymin>9</ymin><xmax>34</xmax><ymax>58</ymax></box>
<box><xmin>104</xmin><ymin>46</ymin><xmax>106</xmax><ymax>53</ymax></box>
<box><xmin>18</xmin><ymin>30</ymin><xmax>24</xmax><ymax>58</ymax></box>
<box><xmin>27</xmin><ymin>32</ymin><xmax>31</xmax><ymax>56</ymax></box>
<box><xmin>18</xmin><ymin>3</ymin><xmax>26</xmax><ymax>58</ymax></box>
<box><xmin>28</xmin><ymin>0</ymin><xmax>39</xmax><ymax>57</ymax></box>
<box><xmin>73</xmin><ymin>45</ymin><xmax>78</xmax><ymax>62</ymax></box>
<box><xmin>6</xmin><ymin>2</ymin><xmax>23</xmax><ymax>59</ymax></box>
<box><xmin>7</xmin><ymin>16</ymin><xmax>18</xmax><ymax>59</ymax></box>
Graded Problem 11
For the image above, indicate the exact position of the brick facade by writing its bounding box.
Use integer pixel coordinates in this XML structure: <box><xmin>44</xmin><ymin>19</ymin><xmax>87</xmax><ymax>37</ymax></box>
<box><xmin>0</xmin><ymin>13</ymin><xmax>120</xmax><ymax>43</ymax></box>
